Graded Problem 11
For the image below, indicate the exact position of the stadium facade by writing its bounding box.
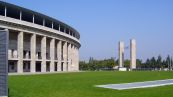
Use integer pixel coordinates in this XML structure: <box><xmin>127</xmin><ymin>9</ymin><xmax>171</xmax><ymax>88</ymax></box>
<box><xmin>0</xmin><ymin>1</ymin><xmax>81</xmax><ymax>73</ymax></box>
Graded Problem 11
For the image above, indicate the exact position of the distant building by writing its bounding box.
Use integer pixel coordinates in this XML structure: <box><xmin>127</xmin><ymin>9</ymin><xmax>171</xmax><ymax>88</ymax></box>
<box><xmin>0</xmin><ymin>1</ymin><xmax>81</xmax><ymax>73</ymax></box>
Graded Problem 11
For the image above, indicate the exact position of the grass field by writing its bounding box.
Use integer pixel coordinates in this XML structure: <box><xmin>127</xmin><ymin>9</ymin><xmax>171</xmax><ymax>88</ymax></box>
<box><xmin>9</xmin><ymin>71</ymin><xmax>173</xmax><ymax>97</ymax></box>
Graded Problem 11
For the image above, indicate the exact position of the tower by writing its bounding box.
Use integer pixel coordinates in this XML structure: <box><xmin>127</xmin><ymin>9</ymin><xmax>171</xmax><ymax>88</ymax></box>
<box><xmin>119</xmin><ymin>41</ymin><xmax>124</xmax><ymax>68</ymax></box>
<box><xmin>130</xmin><ymin>39</ymin><xmax>136</xmax><ymax>69</ymax></box>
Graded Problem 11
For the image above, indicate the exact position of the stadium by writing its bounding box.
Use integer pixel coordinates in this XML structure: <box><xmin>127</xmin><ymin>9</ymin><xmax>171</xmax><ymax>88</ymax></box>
<box><xmin>0</xmin><ymin>1</ymin><xmax>81</xmax><ymax>73</ymax></box>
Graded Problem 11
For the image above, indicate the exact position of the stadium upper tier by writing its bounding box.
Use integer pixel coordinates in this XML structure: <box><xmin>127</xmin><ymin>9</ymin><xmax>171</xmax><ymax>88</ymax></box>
<box><xmin>0</xmin><ymin>1</ymin><xmax>80</xmax><ymax>44</ymax></box>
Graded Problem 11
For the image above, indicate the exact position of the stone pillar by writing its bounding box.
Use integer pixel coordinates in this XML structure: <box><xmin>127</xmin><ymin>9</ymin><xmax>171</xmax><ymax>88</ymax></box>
<box><xmin>33</xmin><ymin>14</ymin><xmax>35</xmax><ymax>23</ymax></box>
<box><xmin>57</xmin><ymin>40</ymin><xmax>62</xmax><ymax>71</ymax></box>
<box><xmin>50</xmin><ymin>38</ymin><xmax>55</xmax><ymax>72</ymax></box>
<box><xmin>30</xmin><ymin>33</ymin><xmax>36</xmax><ymax>73</ymax></box>
<box><xmin>41</xmin><ymin>36</ymin><xmax>46</xmax><ymax>72</ymax></box>
<box><xmin>63</xmin><ymin>41</ymin><xmax>67</xmax><ymax>71</ymax></box>
<box><xmin>76</xmin><ymin>47</ymin><xmax>79</xmax><ymax>71</ymax></box>
<box><xmin>67</xmin><ymin>43</ymin><xmax>71</xmax><ymax>71</ymax></box>
<box><xmin>119</xmin><ymin>41</ymin><xmax>124</xmax><ymax>68</ymax></box>
<box><xmin>5</xmin><ymin>6</ymin><xmax>7</xmax><ymax>17</ymax></box>
<box><xmin>73</xmin><ymin>46</ymin><xmax>77</xmax><ymax>71</ymax></box>
<box><xmin>52</xmin><ymin>22</ymin><xmax>54</xmax><ymax>29</ymax></box>
<box><xmin>70</xmin><ymin>45</ymin><xmax>74</xmax><ymax>71</ymax></box>
<box><xmin>130</xmin><ymin>39</ymin><xmax>136</xmax><ymax>69</ymax></box>
<box><xmin>17</xmin><ymin>31</ymin><xmax>23</xmax><ymax>73</ymax></box>
<box><xmin>74</xmin><ymin>46</ymin><xmax>79</xmax><ymax>71</ymax></box>
<box><xmin>43</xmin><ymin>19</ymin><xmax>45</xmax><ymax>26</ymax></box>
<box><xmin>20</xmin><ymin>11</ymin><xmax>22</xmax><ymax>20</ymax></box>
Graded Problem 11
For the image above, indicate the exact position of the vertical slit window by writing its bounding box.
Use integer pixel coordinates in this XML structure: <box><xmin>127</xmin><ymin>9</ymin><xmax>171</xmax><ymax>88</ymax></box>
<box><xmin>66</xmin><ymin>28</ymin><xmax>69</xmax><ymax>34</ymax></box>
<box><xmin>73</xmin><ymin>33</ymin><xmax>76</xmax><ymax>37</ymax></box>
<box><xmin>34</xmin><ymin>15</ymin><xmax>43</xmax><ymax>25</ymax></box>
<box><xmin>0</xmin><ymin>4</ymin><xmax>5</xmax><ymax>16</ymax></box>
<box><xmin>60</xmin><ymin>25</ymin><xmax>64</xmax><ymax>32</ymax></box>
<box><xmin>22</xmin><ymin>11</ymin><xmax>33</xmax><ymax>23</ymax></box>
<box><xmin>54</xmin><ymin>23</ymin><xmax>59</xmax><ymax>31</ymax></box>
<box><xmin>6</xmin><ymin>6</ymin><xmax>20</xmax><ymax>19</ymax></box>
<box><xmin>45</xmin><ymin>19</ymin><xmax>52</xmax><ymax>28</ymax></box>
<box><xmin>70</xmin><ymin>31</ymin><xmax>73</xmax><ymax>36</ymax></box>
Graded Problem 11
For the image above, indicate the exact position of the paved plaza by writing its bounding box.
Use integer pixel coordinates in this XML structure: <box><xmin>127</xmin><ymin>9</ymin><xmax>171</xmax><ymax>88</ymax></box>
<box><xmin>96</xmin><ymin>79</ymin><xmax>173</xmax><ymax>90</ymax></box>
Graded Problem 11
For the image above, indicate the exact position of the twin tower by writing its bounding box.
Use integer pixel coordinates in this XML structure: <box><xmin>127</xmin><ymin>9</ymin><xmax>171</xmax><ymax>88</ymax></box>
<box><xmin>119</xmin><ymin>39</ymin><xmax>136</xmax><ymax>70</ymax></box>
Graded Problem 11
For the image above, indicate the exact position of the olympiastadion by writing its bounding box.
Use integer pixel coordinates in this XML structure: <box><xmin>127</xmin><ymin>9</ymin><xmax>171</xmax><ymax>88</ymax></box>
<box><xmin>0</xmin><ymin>1</ymin><xmax>81</xmax><ymax>73</ymax></box>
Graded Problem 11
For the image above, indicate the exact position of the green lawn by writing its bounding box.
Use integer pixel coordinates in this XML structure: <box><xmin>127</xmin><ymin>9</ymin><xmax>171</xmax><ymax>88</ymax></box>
<box><xmin>9</xmin><ymin>71</ymin><xmax>173</xmax><ymax>97</ymax></box>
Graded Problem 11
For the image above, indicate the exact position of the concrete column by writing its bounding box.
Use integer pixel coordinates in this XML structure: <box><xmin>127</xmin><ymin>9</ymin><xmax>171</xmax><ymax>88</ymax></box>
<box><xmin>58</xmin><ymin>24</ymin><xmax>60</xmax><ymax>31</ymax></box>
<box><xmin>43</xmin><ymin>19</ymin><xmax>45</xmax><ymax>26</ymax></box>
<box><xmin>63</xmin><ymin>41</ymin><xmax>67</xmax><ymax>71</ymax></box>
<box><xmin>17</xmin><ymin>31</ymin><xmax>23</xmax><ymax>73</ymax></box>
<box><xmin>30</xmin><ymin>33</ymin><xmax>36</xmax><ymax>73</ymax></box>
<box><xmin>71</xmin><ymin>45</ymin><xmax>74</xmax><ymax>71</ymax></box>
<box><xmin>57</xmin><ymin>40</ymin><xmax>62</xmax><ymax>71</ymax></box>
<box><xmin>20</xmin><ymin>11</ymin><xmax>22</xmax><ymax>20</ymax></box>
<box><xmin>67</xmin><ymin>43</ymin><xmax>71</xmax><ymax>71</ymax></box>
<box><xmin>73</xmin><ymin>46</ymin><xmax>77</xmax><ymax>71</ymax></box>
<box><xmin>50</xmin><ymin>38</ymin><xmax>55</xmax><ymax>72</ymax></box>
<box><xmin>41</xmin><ymin>36</ymin><xmax>46</xmax><ymax>72</ymax></box>
<box><xmin>130</xmin><ymin>39</ymin><xmax>136</xmax><ymax>69</ymax></box>
<box><xmin>119</xmin><ymin>41</ymin><xmax>124</xmax><ymax>68</ymax></box>
<box><xmin>33</xmin><ymin>14</ymin><xmax>35</xmax><ymax>23</ymax></box>
<box><xmin>52</xmin><ymin>22</ymin><xmax>54</xmax><ymax>29</ymax></box>
<box><xmin>76</xmin><ymin>47</ymin><xmax>79</xmax><ymax>71</ymax></box>
<box><xmin>5</xmin><ymin>6</ymin><xmax>7</xmax><ymax>17</ymax></box>
<box><xmin>74</xmin><ymin>46</ymin><xmax>79</xmax><ymax>71</ymax></box>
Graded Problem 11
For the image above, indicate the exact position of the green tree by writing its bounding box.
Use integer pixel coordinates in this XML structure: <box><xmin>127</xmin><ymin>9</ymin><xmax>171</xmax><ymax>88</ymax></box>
<box><xmin>145</xmin><ymin>58</ymin><xmax>151</xmax><ymax>68</ymax></box>
<box><xmin>124</xmin><ymin>59</ymin><xmax>130</xmax><ymax>68</ymax></box>
<box><xmin>136</xmin><ymin>59</ymin><xmax>142</xmax><ymax>68</ymax></box>
<box><xmin>166</xmin><ymin>55</ymin><xmax>171</xmax><ymax>70</ymax></box>
<box><xmin>157</xmin><ymin>55</ymin><xmax>162</xmax><ymax>69</ymax></box>
<box><xmin>79</xmin><ymin>61</ymin><xmax>88</xmax><ymax>70</ymax></box>
<box><xmin>151</xmin><ymin>57</ymin><xmax>156</xmax><ymax>68</ymax></box>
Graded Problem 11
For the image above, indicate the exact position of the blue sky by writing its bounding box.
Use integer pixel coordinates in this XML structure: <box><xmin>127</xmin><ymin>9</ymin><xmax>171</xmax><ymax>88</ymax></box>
<box><xmin>4</xmin><ymin>0</ymin><xmax>173</xmax><ymax>62</ymax></box>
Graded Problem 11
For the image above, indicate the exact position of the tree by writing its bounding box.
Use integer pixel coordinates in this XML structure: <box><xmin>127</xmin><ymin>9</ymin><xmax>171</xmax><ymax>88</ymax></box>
<box><xmin>79</xmin><ymin>57</ymin><xmax>117</xmax><ymax>71</ymax></box>
<box><xmin>124</xmin><ymin>60</ymin><xmax>130</xmax><ymax>68</ymax></box>
<box><xmin>171</xmin><ymin>57</ymin><xmax>173</xmax><ymax>70</ymax></box>
<box><xmin>79</xmin><ymin>61</ymin><xmax>89</xmax><ymax>70</ymax></box>
<box><xmin>151</xmin><ymin>57</ymin><xmax>156</xmax><ymax>69</ymax></box>
<box><xmin>145</xmin><ymin>58</ymin><xmax>151</xmax><ymax>68</ymax></box>
<box><xmin>166</xmin><ymin>55</ymin><xmax>171</xmax><ymax>70</ymax></box>
<box><xmin>136</xmin><ymin>59</ymin><xmax>142</xmax><ymax>68</ymax></box>
<box><xmin>157</xmin><ymin>55</ymin><xmax>162</xmax><ymax>69</ymax></box>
